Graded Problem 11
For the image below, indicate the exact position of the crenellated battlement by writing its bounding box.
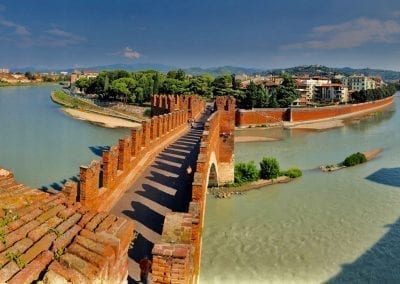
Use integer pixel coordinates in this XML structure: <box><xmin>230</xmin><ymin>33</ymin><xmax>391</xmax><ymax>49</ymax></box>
<box><xmin>69</xmin><ymin>95</ymin><xmax>205</xmax><ymax>212</ymax></box>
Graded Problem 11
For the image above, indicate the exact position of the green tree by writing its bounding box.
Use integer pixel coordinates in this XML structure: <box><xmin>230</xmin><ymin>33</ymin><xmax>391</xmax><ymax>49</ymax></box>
<box><xmin>343</xmin><ymin>152</ymin><xmax>367</xmax><ymax>167</ymax></box>
<box><xmin>24</xmin><ymin>71</ymin><xmax>36</xmax><ymax>80</ymax></box>
<box><xmin>152</xmin><ymin>73</ymin><xmax>160</xmax><ymax>95</ymax></box>
<box><xmin>212</xmin><ymin>75</ymin><xmax>232</xmax><ymax>96</ymax></box>
<box><xmin>275</xmin><ymin>74</ymin><xmax>300</xmax><ymax>107</ymax></box>
<box><xmin>111</xmin><ymin>79</ymin><xmax>130</xmax><ymax>103</ymax></box>
<box><xmin>234</xmin><ymin>161</ymin><xmax>260</xmax><ymax>185</ymax></box>
<box><xmin>75</xmin><ymin>77</ymin><xmax>90</xmax><ymax>93</ymax></box>
<box><xmin>268</xmin><ymin>89</ymin><xmax>279</xmax><ymax>108</ymax></box>
<box><xmin>260</xmin><ymin>157</ymin><xmax>280</xmax><ymax>179</ymax></box>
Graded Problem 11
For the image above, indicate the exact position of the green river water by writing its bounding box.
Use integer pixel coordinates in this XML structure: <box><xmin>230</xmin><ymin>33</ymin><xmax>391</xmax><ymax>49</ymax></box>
<box><xmin>1</xmin><ymin>86</ymin><xmax>400</xmax><ymax>283</ymax></box>
<box><xmin>0</xmin><ymin>85</ymin><xmax>129</xmax><ymax>189</ymax></box>
<box><xmin>201</xmin><ymin>94</ymin><xmax>400</xmax><ymax>283</ymax></box>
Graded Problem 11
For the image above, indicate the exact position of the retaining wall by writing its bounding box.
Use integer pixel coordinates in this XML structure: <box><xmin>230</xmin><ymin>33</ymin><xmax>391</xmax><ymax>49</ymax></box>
<box><xmin>236</xmin><ymin>96</ymin><xmax>395</xmax><ymax>126</ymax></box>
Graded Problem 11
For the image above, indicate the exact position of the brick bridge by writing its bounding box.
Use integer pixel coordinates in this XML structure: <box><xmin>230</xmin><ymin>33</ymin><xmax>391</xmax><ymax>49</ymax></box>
<box><xmin>0</xmin><ymin>94</ymin><xmax>235</xmax><ymax>283</ymax></box>
<box><xmin>0</xmin><ymin>94</ymin><xmax>236</xmax><ymax>283</ymax></box>
<box><xmin>77</xmin><ymin>94</ymin><xmax>236</xmax><ymax>283</ymax></box>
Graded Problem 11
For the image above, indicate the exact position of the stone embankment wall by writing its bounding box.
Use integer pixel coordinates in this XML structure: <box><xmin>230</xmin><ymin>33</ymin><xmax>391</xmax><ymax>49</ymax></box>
<box><xmin>70</xmin><ymin>94</ymin><xmax>205</xmax><ymax>212</ymax></box>
<box><xmin>236</xmin><ymin>96</ymin><xmax>394</xmax><ymax>126</ymax></box>
<box><xmin>0</xmin><ymin>167</ymin><xmax>134</xmax><ymax>283</ymax></box>
<box><xmin>151</xmin><ymin>96</ymin><xmax>235</xmax><ymax>284</ymax></box>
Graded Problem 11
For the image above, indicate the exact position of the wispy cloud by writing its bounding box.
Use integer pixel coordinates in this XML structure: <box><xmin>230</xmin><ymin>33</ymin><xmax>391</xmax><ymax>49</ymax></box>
<box><xmin>283</xmin><ymin>18</ymin><xmax>400</xmax><ymax>50</ymax></box>
<box><xmin>392</xmin><ymin>11</ymin><xmax>400</xmax><ymax>18</ymax></box>
<box><xmin>115</xmin><ymin>47</ymin><xmax>141</xmax><ymax>59</ymax></box>
<box><xmin>40</xmin><ymin>27</ymin><xmax>86</xmax><ymax>46</ymax></box>
<box><xmin>0</xmin><ymin>18</ymin><xmax>30</xmax><ymax>36</ymax></box>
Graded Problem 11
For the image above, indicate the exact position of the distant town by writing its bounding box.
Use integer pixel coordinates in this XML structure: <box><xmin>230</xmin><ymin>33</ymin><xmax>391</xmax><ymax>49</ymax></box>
<box><xmin>1</xmin><ymin>66</ymin><xmax>399</xmax><ymax>108</ymax></box>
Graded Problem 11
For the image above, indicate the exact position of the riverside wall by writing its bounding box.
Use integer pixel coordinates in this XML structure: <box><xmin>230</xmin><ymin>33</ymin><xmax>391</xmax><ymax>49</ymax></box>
<box><xmin>236</xmin><ymin>96</ymin><xmax>395</xmax><ymax>126</ymax></box>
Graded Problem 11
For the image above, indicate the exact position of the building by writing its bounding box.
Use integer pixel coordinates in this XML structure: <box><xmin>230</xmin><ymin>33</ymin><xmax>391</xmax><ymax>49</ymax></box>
<box><xmin>315</xmin><ymin>83</ymin><xmax>349</xmax><ymax>103</ymax></box>
<box><xmin>70</xmin><ymin>70</ymin><xmax>98</xmax><ymax>85</ymax></box>
<box><xmin>342</xmin><ymin>75</ymin><xmax>376</xmax><ymax>91</ymax></box>
<box><xmin>294</xmin><ymin>77</ymin><xmax>330</xmax><ymax>105</ymax></box>
<box><xmin>0</xmin><ymin>68</ymin><xmax>10</xmax><ymax>73</ymax></box>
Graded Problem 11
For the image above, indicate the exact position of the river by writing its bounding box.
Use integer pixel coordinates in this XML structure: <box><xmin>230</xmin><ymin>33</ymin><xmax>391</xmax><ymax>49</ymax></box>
<box><xmin>201</xmin><ymin>94</ymin><xmax>400</xmax><ymax>283</ymax></box>
<box><xmin>0</xmin><ymin>85</ymin><xmax>129</xmax><ymax>189</ymax></box>
<box><xmin>1</xmin><ymin>86</ymin><xmax>400</xmax><ymax>283</ymax></box>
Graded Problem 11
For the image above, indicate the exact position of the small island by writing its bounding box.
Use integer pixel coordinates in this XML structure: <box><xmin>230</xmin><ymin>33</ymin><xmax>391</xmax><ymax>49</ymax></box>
<box><xmin>320</xmin><ymin>148</ymin><xmax>383</xmax><ymax>172</ymax></box>
<box><xmin>211</xmin><ymin>157</ymin><xmax>302</xmax><ymax>198</ymax></box>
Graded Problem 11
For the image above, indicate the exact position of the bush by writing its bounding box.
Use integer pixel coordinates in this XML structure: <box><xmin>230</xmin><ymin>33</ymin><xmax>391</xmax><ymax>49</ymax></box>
<box><xmin>343</xmin><ymin>152</ymin><xmax>367</xmax><ymax>167</ymax></box>
<box><xmin>234</xmin><ymin>161</ymin><xmax>259</xmax><ymax>185</ymax></box>
<box><xmin>143</xmin><ymin>108</ymin><xmax>152</xmax><ymax>117</ymax></box>
<box><xmin>259</xmin><ymin>157</ymin><xmax>280</xmax><ymax>179</ymax></box>
<box><xmin>281</xmin><ymin>167</ymin><xmax>302</xmax><ymax>178</ymax></box>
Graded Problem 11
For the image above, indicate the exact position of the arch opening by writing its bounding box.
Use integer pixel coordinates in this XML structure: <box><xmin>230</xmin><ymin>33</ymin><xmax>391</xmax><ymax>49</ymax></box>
<box><xmin>208</xmin><ymin>163</ymin><xmax>218</xmax><ymax>187</ymax></box>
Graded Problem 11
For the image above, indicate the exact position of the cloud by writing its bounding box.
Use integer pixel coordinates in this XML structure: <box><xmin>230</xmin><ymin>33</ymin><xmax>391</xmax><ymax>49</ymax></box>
<box><xmin>283</xmin><ymin>18</ymin><xmax>400</xmax><ymax>50</ymax></box>
<box><xmin>40</xmin><ymin>27</ymin><xmax>86</xmax><ymax>46</ymax></box>
<box><xmin>117</xmin><ymin>47</ymin><xmax>141</xmax><ymax>59</ymax></box>
<box><xmin>0</xmin><ymin>18</ymin><xmax>30</xmax><ymax>36</ymax></box>
<box><xmin>392</xmin><ymin>11</ymin><xmax>400</xmax><ymax>18</ymax></box>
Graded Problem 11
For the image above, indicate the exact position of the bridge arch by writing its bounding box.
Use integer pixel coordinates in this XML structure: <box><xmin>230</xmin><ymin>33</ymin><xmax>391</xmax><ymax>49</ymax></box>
<box><xmin>206</xmin><ymin>151</ymin><xmax>219</xmax><ymax>187</ymax></box>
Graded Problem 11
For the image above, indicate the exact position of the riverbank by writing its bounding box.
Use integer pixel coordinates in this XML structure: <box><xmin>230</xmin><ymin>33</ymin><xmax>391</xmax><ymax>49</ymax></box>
<box><xmin>210</xmin><ymin>176</ymin><xmax>291</xmax><ymax>198</ymax></box>
<box><xmin>0</xmin><ymin>82</ymin><xmax>64</xmax><ymax>88</ymax></box>
<box><xmin>51</xmin><ymin>90</ymin><xmax>142</xmax><ymax>128</ymax></box>
<box><xmin>62</xmin><ymin>108</ymin><xmax>140</xmax><ymax>128</ymax></box>
<box><xmin>235</xmin><ymin>136</ymin><xmax>280</xmax><ymax>142</ymax></box>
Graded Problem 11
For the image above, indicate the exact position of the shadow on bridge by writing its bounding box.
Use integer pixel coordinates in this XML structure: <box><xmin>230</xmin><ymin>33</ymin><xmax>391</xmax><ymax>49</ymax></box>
<box><xmin>326</xmin><ymin>217</ymin><xmax>400</xmax><ymax>283</ymax></box>
<box><xmin>111</xmin><ymin>110</ymin><xmax>210</xmax><ymax>282</ymax></box>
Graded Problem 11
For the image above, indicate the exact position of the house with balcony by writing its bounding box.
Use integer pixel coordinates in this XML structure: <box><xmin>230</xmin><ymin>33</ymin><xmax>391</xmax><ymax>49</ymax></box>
<box><xmin>315</xmin><ymin>83</ymin><xmax>349</xmax><ymax>103</ymax></box>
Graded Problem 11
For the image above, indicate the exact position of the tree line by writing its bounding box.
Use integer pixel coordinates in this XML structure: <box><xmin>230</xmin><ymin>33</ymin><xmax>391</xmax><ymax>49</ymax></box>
<box><xmin>350</xmin><ymin>84</ymin><xmax>397</xmax><ymax>103</ymax></box>
<box><xmin>74</xmin><ymin>69</ymin><xmax>300</xmax><ymax>107</ymax></box>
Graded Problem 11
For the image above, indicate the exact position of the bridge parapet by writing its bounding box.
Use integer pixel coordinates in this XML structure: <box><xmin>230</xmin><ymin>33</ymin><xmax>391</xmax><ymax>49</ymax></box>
<box><xmin>66</xmin><ymin>95</ymin><xmax>205</xmax><ymax>212</ymax></box>
<box><xmin>151</xmin><ymin>96</ymin><xmax>236</xmax><ymax>283</ymax></box>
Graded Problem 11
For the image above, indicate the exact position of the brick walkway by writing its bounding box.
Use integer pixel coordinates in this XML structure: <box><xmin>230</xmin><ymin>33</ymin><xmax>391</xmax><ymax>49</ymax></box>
<box><xmin>111</xmin><ymin>113</ymin><xmax>208</xmax><ymax>283</ymax></box>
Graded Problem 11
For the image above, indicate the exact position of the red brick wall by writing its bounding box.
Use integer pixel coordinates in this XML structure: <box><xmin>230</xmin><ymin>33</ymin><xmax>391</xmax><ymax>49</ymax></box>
<box><xmin>236</xmin><ymin>108</ymin><xmax>288</xmax><ymax>126</ymax></box>
<box><xmin>235</xmin><ymin>96</ymin><xmax>394</xmax><ymax>126</ymax></box>
<box><xmin>76</xmin><ymin>95</ymin><xmax>205</xmax><ymax>212</ymax></box>
<box><xmin>291</xmin><ymin>96</ymin><xmax>394</xmax><ymax>122</ymax></box>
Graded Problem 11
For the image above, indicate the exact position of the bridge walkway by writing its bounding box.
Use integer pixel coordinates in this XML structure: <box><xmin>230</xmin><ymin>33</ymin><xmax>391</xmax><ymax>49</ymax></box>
<box><xmin>111</xmin><ymin>107</ymin><xmax>212</xmax><ymax>283</ymax></box>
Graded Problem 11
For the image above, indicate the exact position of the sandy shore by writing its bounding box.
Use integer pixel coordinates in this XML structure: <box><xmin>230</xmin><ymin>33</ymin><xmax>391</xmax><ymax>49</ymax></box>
<box><xmin>362</xmin><ymin>147</ymin><xmax>383</xmax><ymax>161</ymax></box>
<box><xmin>235</xmin><ymin>136</ymin><xmax>279</xmax><ymax>142</ymax></box>
<box><xmin>62</xmin><ymin>108</ymin><xmax>141</xmax><ymax>128</ymax></box>
<box><xmin>289</xmin><ymin>119</ymin><xmax>344</xmax><ymax>130</ymax></box>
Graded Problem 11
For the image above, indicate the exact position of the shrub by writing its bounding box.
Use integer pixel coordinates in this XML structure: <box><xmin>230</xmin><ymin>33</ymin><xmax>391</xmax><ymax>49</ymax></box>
<box><xmin>259</xmin><ymin>157</ymin><xmax>280</xmax><ymax>179</ymax></box>
<box><xmin>281</xmin><ymin>167</ymin><xmax>302</xmax><ymax>178</ymax></box>
<box><xmin>143</xmin><ymin>108</ymin><xmax>152</xmax><ymax>117</ymax></box>
<box><xmin>343</xmin><ymin>152</ymin><xmax>367</xmax><ymax>167</ymax></box>
<box><xmin>234</xmin><ymin>161</ymin><xmax>259</xmax><ymax>185</ymax></box>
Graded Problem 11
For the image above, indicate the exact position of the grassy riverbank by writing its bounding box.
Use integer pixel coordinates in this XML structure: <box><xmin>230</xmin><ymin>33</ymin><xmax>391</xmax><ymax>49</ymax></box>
<box><xmin>51</xmin><ymin>90</ymin><xmax>143</xmax><ymax>127</ymax></box>
<box><xmin>0</xmin><ymin>82</ymin><xmax>65</xmax><ymax>88</ymax></box>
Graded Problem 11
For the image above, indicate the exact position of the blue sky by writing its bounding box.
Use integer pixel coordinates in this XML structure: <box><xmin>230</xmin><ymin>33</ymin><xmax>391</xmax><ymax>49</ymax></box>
<box><xmin>1</xmin><ymin>0</ymin><xmax>400</xmax><ymax>70</ymax></box>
